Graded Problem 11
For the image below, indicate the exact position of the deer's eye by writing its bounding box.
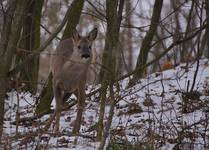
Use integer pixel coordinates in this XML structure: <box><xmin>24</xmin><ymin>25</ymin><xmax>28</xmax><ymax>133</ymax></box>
<box><xmin>89</xmin><ymin>45</ymin><xmax>91</xmax><ymax>49</ymax></box>
<box><xmin>78</xmin><ymin>46</ymin><xmax>81</xmax><ymax>49</ymax></box>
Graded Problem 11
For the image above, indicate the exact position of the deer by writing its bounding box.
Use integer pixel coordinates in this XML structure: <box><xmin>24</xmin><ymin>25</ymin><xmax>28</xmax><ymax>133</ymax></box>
<box><xmin>51</xmin><ymin>27</ymin><xmax>98</xmax><ymax>134</ymax></box>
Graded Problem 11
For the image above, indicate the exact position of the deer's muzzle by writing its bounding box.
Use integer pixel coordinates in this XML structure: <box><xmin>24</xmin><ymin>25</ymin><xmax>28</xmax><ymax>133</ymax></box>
<box><xmin>81</xmin><ymin>54</ymin><xmax>90</xmax><ymax>59</ymax></box>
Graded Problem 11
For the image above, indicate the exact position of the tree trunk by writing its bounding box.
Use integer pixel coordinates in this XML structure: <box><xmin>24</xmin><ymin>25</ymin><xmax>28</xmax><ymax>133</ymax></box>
<box><xmin>99</xmin><ymin>82</ymin><xmax>116</xmax><ymax>150</ymax></box>
<box><xmin>125</xmin><ymin>0</ymin><xmax>133</xmax><ymax>70</ymax></box>
<box><xmin>0</xmin><ymin>0</ymin><xmax>17</xmax><ymax>139</ymax></box>
<box><xmin>35</xmin><ymin>0</ymin><xmax>84</xmax><ymax>115</ymax></box>
<box><xmin>181</xmin><ymin>0</ymin><xmax>195</xmax><ymax>62</ymax></box>
<box><xmin>116</xmin><ymin>0</ymin><xmax>133</xmax><ymax>76</ymax></box>
<box><xmin>0</xmin><ymin>0</ymin><xmax>28</xmax><ymax>141</ymax></box>
<box><xmin>205</xmin><ymin>0</ymin><xmax>209</xmax><ymax>58</ymax></box>
<box><xmin>97</xmin><ymin>0</ymin><xmax>124</xmax><ymax>141</ymax></box>
<box><xmin>16</xmin><ymin>0</ymin><xmax>43</xmax><ymax>93</ymax></box>
<box><xmin>62</xmin><ymin>0</ymin><xmax>84</xmax><ymax>39</ymax></box>
<box><xmin>129</xmin><ymin>0</ymin><xmax>163</xmax><ymax>86</ymax></box>
<box><xmin>171</xmin><ymin>0</ymin><xmax>182</xmax><ymax>66</ymax></box>
<box><xmin>35</xmin><ymin>73</ymin><xmax>53</xmax><ymax>114</ymax></box>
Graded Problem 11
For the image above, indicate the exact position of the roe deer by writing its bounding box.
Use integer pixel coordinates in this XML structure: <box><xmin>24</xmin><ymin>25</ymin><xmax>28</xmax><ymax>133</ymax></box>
<box><xmin>51</xmin><ymin>28</ymin><xmax>98</xmax><ymax>134</ymax></box>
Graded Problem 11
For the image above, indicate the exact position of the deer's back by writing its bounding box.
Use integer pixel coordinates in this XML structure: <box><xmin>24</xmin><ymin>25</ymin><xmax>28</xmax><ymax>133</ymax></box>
<box><xmin>51</xmin><ymin>38</ymin><xmax>74</xmax><ymax>77</ymax></box>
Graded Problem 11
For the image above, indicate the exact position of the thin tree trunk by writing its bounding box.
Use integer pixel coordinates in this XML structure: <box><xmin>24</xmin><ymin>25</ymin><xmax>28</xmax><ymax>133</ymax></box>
<box><xmin>62</xmin><ymin>0</ymin><xmax>84</xmax><ymax>39</ymax></box>
<box><xmin>35</xmin><ymin>73</ymin><xmax>53</xmax><ymax>114</ymax></box>
<box><xmin>116</xmin><ymin>0</ymin><xmax>133</xmax><ymax>76</ymax></box>
<box><xmin>181</xmin><ymin>0</ymin><xmax>195</xmax><ymax>62</ymax></box>
<box><xmin>97</xmin><ymin>0</ymin><xmax>124</xmax><ymax>141</ymax></box>
<box><xmin>18</xmin><ymin>0</ymin><xmax>43</xmax><ymax>93</ymax></box>
<box><xmin>205</xmin><ymin>0</ymin><xmax>209</xmax><ymax>58</ymax></box>
<box><xmin>0</xmin><ymin>0</ymin><xmax>28</xmax><ymax>141</ymax></box>
<box><xmin>32</xmin><ymin>0</ymin><xmax>43</xmax><ymax>93</ymax></box>
<box><xmin>125</xmin><ymin>0</ymin><xmax>133</xmax><ymax>70</ymax></box>
<box><xmin>99</xmin><ymin>82</ymin><xmax>115</xmax><ymax>150</ymax></box>
<box><xmin>0</xmin><ymin>1</ymin><xmax>17</xmax><ymax>139</ymax></box>
<box><xmin>172</xmin><ymin>0</ymin><xmax>182</xmax><ymax>66</ymax></box>
<box><xmin>129</xmin><ymin>0</ymin><xmax>163</xmax><ymax>86</ymax></box>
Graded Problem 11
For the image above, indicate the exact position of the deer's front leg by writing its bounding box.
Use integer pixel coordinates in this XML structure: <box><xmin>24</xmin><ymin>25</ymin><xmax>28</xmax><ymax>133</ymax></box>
<box><xmin>72</xmin><ymin>87</ymin><xmax>85</xmax><ymax>135</ymax></box>
<box><xmin>54</xmin><ymin>85</ymin><xmax>64</xmax><ymax>134</ymax></box>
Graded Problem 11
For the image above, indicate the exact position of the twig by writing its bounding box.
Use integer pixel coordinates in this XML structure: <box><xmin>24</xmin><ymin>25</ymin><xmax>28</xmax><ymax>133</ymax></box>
<box><xmin>40</xmin><ymin>24</ymin><xmax>61</xmax><ymax>40</ymax></box>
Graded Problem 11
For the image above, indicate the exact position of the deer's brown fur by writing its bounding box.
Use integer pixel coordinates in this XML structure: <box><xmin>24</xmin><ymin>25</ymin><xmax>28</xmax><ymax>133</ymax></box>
<box><xmin>51</xmin><ymin>28</ymin><xmax>98</xmax><ymax>134</ymax></box>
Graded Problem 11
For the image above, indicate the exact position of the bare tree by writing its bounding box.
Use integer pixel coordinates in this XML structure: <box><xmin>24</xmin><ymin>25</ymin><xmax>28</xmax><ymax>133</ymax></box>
<box><xmin>205</xmin><ymin>0</ymin><xmax>209</xmax><ymax>58</ymax></box>
<box><xmin>171</xmin><ymin>0</ymin><xmax>182</xmax><ymax>66</ymax></box>
<box><xmin>17</xmin><ymin>0</ymin><xmax>44</xmax><ymax>93</ymax></box>
<box><xmin>0</xmin><ymin>0</ymin><xmax>29</xmax><ymax>141</ymax></box>
<box><xmin>97</xmin><ymin>0</ymin><xmax>124</xmax><ymax>141</ymax></box>
<box><xmin>129</xmin><ymin>0</ymin><xmax>164</xmax><ymax>86</ymax></box>
<box><xmin>116</xmin><ymin>0</ymin><xmax>133</xmax><ymax>76</ymax></box>
<box><xmin>125</xmin><ymin>1</ymin><xmax>133</xmax><ymax>70</ymax></box>
<box><xmin>181</xmin><ymin>0</ymin><xmax>195</xmax><ymax>62</ymax></box>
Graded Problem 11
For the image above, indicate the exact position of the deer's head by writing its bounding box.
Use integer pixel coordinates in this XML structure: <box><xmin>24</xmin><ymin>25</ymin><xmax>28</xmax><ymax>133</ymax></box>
<box><xmin>71</xmin><ymin>28</ymin><xmax>98</xmax><ymax>63</ymax></box>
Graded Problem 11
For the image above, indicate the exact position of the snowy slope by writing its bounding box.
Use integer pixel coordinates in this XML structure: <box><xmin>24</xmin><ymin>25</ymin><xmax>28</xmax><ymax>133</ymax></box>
<box><xmin>2</xmin><ymin>59</ymin><xmax>209</xmax><ymax>149</ymax></box>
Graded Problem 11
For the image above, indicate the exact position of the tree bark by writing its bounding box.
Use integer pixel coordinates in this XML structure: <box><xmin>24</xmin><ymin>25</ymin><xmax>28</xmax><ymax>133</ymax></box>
<box><xmin>205</xmin><ymin>0</ymin><xmax>209</xmax><ymax>58</ymax></box>
<box><xmin>17</xmin><ymin>0</ymin><xmax>43</xmax><ymax>93</ymax></box>
<box><xmin>171</xmin><ymin>0</ymin><xmax>182</xmax><ymax>66</ymax></box>
<box><xmin>99</xmin><ymin>82</ymin><xmax>116</xmax><ymax>150</ymax></box>
<box><xmin>181</xmin><ymin>0</ymin><xmax>195</xmax><ymax>62</ymax></box>
<box><xmin>35</xmin><ymin>73</ymin><xmax>53</xmax><ymax>114</ymax></box>
<box><xmin>129</xmin><ymin>0</ymin><xmax>163</xmax><ymax>86</ymax></box>
<box><xmin>125</xmin><ymin>0</ymin><xmax>133</xmax><ymax>70</ymax></box>
<box><xmin>97</xmin><ymin>0</ymin><xmax>124</xmax><ymax>141</ymax></box>
<box><xmin>116</xmin><ymin>0</ymin><xmax>133</xmax><ymax>76</ymax></box>
<box><xmin>0</xmin><ymin>0</ymin><xmax>28</xmax><ymax>141</ymax></box>
<box><xmin>62</xmin><ymin>0</ymin><xmax>84</xmax><ymax>39</ymax></box>
<box><xmin>0</xmin><ymin>1</ymin><xmax>17</xmax><ymax>140</ymax></box>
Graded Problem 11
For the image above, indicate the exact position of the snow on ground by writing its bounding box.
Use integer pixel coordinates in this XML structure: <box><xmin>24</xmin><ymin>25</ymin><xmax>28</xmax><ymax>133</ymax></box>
<box><xmin>2</xmin><ymin>59</ymin><xmax>209</xmax><ymax>149</ymax></box>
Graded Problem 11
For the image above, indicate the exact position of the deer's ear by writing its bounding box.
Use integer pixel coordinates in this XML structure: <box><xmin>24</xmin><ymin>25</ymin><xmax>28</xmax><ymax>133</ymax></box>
<box><xmin>72</xmin><ymin>29</ymin><xmax>80</xmax><ymax>41</ymax></box>
<box><xmin>88</xmin><ymin>28</ymin><xmax>98</xmax><ymax>41</ymax></box>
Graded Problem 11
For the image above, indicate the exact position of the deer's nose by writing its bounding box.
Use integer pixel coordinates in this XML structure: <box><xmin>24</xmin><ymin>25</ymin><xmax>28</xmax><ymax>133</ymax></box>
<box><xmin>81</xmin><ymin>53</ymin><xmax>90</xmax><ymax>59</ymax></box>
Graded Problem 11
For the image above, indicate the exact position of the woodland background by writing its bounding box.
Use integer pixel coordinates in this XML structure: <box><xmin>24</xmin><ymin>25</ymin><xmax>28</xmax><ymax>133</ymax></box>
<box><xmin>0</xmin><ymin>0</ymin><xmax>209</xmax><ymax>149</ymax></box>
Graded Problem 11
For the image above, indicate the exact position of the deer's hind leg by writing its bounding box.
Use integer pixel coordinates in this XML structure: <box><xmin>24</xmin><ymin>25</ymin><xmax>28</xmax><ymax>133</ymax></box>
<box><xmin>53</xmin><ymin>85</ymin><xmax>64</xmax><ymax>134</ymax></box>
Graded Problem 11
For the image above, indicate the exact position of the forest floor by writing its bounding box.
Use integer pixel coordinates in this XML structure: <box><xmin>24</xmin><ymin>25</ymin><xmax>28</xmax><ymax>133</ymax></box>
<box><xmin>1</xmin><ymin>59</ymin><xmax>209</xmax><ymax>150</ymax></box>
